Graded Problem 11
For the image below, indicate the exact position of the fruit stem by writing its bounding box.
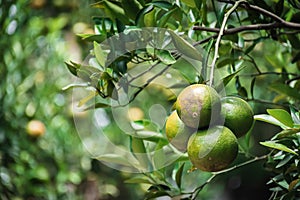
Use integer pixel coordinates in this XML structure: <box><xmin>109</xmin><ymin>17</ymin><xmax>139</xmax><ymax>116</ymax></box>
<box><xmin>209</xmin><ymin>0</ymin><xmax>246</xmax><ymax>87</ymax></box>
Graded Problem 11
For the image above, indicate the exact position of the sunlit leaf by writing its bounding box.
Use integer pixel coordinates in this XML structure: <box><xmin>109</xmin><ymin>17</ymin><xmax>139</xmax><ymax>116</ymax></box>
<box><xmin>135</xmin><ymin>131</ymin><xmax>167</xmax><ymax>142</ymax></box>
<box><xmin>78</xmin><ymin>91</ymin><xmax>98</xmax><ymax>107</ymax></box>
<box><xmin>254</xmin><ymin>114</ymin><xmax>288</xmax><ymax>129</ymax></box>
<box><xmin>267</xmin><ymin>109</ymin><xmax>294</xmax><ymax>128</ymax></box>
<box><xmin>260</xmin><ymin>141</ymin><xmax>298</xmax><ymax>155</ymax></box>
<box><xmin>168</xmin><ymin>30</ymin><xmax>202</xmax><ymax>61</ymax></box>
<box><xmin>77</xmin><ymin>33</ymin><xmax>106</xmax><ymax>43</ymax></box>
<box><xmin>94</xmin><ymin>41</ymin><xmax>107</xmax><ymax>67</ymax></box>
<box><xmin>272</xmin><ymin>129</ymin><xmax>300</xmax><ymax>140</ymax></box>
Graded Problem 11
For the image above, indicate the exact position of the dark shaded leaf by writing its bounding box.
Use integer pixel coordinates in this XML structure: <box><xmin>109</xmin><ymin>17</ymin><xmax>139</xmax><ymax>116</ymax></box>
<box><xmin>65</xmin><ymin>61</ymin><xmax>78</xmax><ymax>76</ymax></box>
<box><xmin>121</xmin><ymin>0</ymin><xmax>142</xmax><ymax>20</ymax></box>
<box><xmin>269</xmin><ymin>83</ymin><xmax>300</xmax><ymax>101</ymax></box>
<box><xmin>238</xmin><ymin>86</ymin><xmax>248</xmax><ymax>98</ymax></box>
<box><xmin>151</xmin><ymin>1</ymin><xmax>173</xmax><ymax>11</ymax></box>
<box><xmin>276</xmin><ymin>154</ymin><xmax>294</xmax><ymax>168</ymax></box>
<box><xmin>175</xmin><ymin>163</ymin><xmax>185</xmax><ymax>188</ymax></box>
<box><xmin>291</xmin><ymin>51</ymin><xmax>300</xmax><ymax>63</ymax></box>
<box><xmin>107</xmin><ymin>80</ymin><xmax>118</xmax><ymax>100</ymax></box>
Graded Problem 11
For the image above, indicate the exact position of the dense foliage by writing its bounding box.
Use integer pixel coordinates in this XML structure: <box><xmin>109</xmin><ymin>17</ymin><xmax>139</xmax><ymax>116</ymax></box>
<box><xmin>66</xmin><ymin>0</ymin><xmax>300</xmax><ymax>199</ymax></box>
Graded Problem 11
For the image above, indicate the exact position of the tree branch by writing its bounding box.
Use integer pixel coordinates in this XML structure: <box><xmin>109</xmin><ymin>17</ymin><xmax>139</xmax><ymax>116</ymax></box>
<box><xmin>209</xmin><ymin>0</ymin><xmax>245</xmax><ymax>86</ymax></box>
<box><xmin>194</xmin><ymin>22</ymin><xmax>300</xmax><ymax>34</ymax></box>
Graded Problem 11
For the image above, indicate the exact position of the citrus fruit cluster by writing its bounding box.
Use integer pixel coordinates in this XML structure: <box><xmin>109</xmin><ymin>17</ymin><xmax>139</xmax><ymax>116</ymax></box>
<box><xmin>165</xmin><ymin>84</ymin><xmax>254</xmax><ymax>172</ymax></box>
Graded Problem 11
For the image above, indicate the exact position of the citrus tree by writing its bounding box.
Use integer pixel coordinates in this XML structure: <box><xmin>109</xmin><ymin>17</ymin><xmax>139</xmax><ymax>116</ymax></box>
<box><xmin>65</xmin><ymin>0</ymin><xmax>300</xmax><ymax>199</ymax></box>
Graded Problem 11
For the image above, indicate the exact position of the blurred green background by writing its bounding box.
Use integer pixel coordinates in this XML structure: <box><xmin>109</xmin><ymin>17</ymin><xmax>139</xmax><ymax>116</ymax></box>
<box><xmin>0</xmin><ymin>0</ymin><xmax>284</xmax><ymax>199</ymax></box>
<box><xmin>0</xmin><ymin>0</ymin><xmax>142</xmax><ymax>199</ymax></box>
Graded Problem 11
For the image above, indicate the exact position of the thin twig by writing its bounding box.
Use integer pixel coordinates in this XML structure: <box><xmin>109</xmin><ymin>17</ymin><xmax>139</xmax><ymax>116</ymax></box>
<box><xmin>188</xmin><ymin>154</ymin><xmax>268</xmax><ymax>199</ymax></box>
<box><xmin>209</xmin><ymin>0</ymin><xmax>246</xmax><ymax>86</ymax></box>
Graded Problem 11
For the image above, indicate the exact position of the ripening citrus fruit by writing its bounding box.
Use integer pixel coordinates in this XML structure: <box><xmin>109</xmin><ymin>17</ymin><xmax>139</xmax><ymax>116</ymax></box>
<box><xmin>221</xmin><ymin>96</ymin><xmax>254</xmax><ymax>138</ymax></box>
<box><xmin>176</xmin><ymin>84</ymin><xmax>221</xmax><ymax>129</ymax></box>
<box><xmin>165</xmin><ymin>111</ymin><xmax>195</xmax><ymax>152</ymax></box>
<box><xmin>26</xmin><ymin>120</ymin><xmax>46</xmax><ymax>137</ymax></box>
<box><xmin>187</xmin><ymin>126</ymin><xmax>238</xmax><ymax>172</ymax></box>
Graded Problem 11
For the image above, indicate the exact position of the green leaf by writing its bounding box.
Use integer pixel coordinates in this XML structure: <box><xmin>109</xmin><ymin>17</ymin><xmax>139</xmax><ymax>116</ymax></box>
<box><xmin>269</xmin><ymin>83</ymin><xmax>300</xmax><ymax>101</ymax></box>
<box><xmin>260</xmin><ymin>141</ymin><xmax>298</xmax><ymax>155</ymax></box>
<box><xmin>78</xmin><ymin>91</ymin><xmax>98</xmax><ymax>107</ymax></box>
<box><xmin>168</xmin><ymin>30</ymin><xmax>202</xmax><ymax>61</ymax></box>
<box><xmin>95</xmin><ymin>154</ymin><xmax>139</xmax><ymax>167</ymax></box>
<box><xmin>130</xmin><ymin>137</ymin><xmax>150</xmax><ymax>170</ymax></box>
<box><xmin>254</xmin><ymin>114</ymin><xmax>288</xmax><ymax>129</ymax></box>
<box><xmin>156</xmin><ymin>49</ymin><xmax>176</xmax><ymax>65</ymax></box>
<box><xmin>276</xmin><ymin>154</ymin><xmax>294</xmax><ymax>168</ymax></box>
<box><xmin>65</xmin><ymin>61</ymin><xmax>78</xmax><ymax>76</ymax></box>
<box><xmin>175</xmin><ymin>163</ymin><xmax>185</xmax><ymax>188</ymax></box>
<box><xmin>272</xmin><ymin>129</ymin><xmax>300</xmax><ymax>140</ymax></box>
<box><xmin>216</xmin><ymin>65</ymin><xmax>246</xmax><ymax>91</ymax></box>
<box><xmin>107</xmin><ymin>80</ymin><xmax>118</xmax><ymax>100</ymax></box>
<box><xmin>77</xmin><ymin>34</ymin><xmax>106</xmax><ymax>43</ymax></box>
<box><xmin>267</xmin><ymin>109</ymin><xmax>294</xmax><ymax>128</ymax></box>
<box><xmin>92</xmin><ymin>1</ymin><xmax>129</xmax><ymax>24</ymax></box>
<box><xmin>94</xmin><ymin>41</ymin><xmax>107</xmax><ymax>67</ymax></box>
<box><xmin>151</xmin><ymin>1</ymin><xmax>173</xmax><ymax>11</ymax></box>
<box><xmin>121</xmin><ymin>0</ymin><xmax>142</xmax><ymax>20</ymax></box>
<box><xmin>82</xmin><ymin>102</ymin><xmax>110</xmax><ymax>111</ymax></box>
<box><xmin>290</xmin><ymin>106</ymin><xmax>300</xmax><ymax>125</ymax></box>
<box><xmin>125</xmin><ymin>175</ymin><xmax>154</xmax><ymax>184</ymax></box>
<box><xmin>157</xmin><ymin>6</ymin><xmax>178</xmax><ymax>27</ymax></box>
<box><xmin>181</xmin><ymin>0</ymin><xmax>196</xmax><ymax>7</ymax></box>
<box><xmin>135</xmin><ymin>131</ymin><xmax>167</xmax><ymax>142</ymax></box>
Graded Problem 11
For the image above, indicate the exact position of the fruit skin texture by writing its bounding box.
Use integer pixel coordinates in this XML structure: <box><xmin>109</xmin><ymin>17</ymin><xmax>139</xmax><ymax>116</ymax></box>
<box><xmin>187</xmin><ymin>126</ymin><xmax>238</xmax><ymax>172</ymax></box>
<box><xmin>221</xmin><ymin>96</ymin><xmax>254</xmax><ymax>138</ymax></box>
<box><xmin>26</xmin><ymin>120</ymin><xmax>46</xmax><ymax>137</ymax></box>
<box><xmin>165</xmin><ymin>111</ymin><xmax>195</xmax><ymax>152</ymax></box>
<box><xmin>176</xmin><ymin>84</ymin><xmax>221</xmax><ymax>129</ymax></box>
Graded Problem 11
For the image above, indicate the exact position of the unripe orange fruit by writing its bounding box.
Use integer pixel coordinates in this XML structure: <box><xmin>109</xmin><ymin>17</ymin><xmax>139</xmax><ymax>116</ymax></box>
<box><xmin>176</xmin><ymin>84</ymin><xmax>221</xmax><ymax>129</ymax></box>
